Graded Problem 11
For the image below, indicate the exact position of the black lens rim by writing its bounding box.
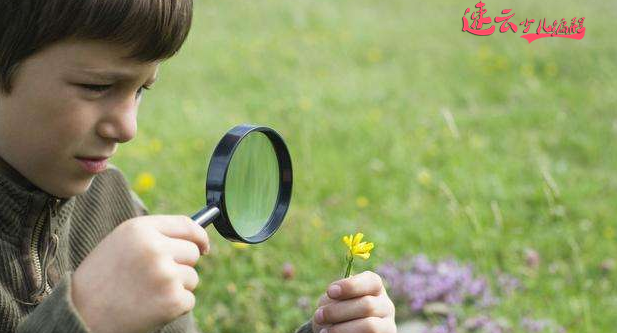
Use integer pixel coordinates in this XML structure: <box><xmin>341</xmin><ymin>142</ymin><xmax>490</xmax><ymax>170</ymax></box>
<box><xmin>205</xmin><ymin>124</ymin><xmax>293</xmax><ymax>243</ymax></box>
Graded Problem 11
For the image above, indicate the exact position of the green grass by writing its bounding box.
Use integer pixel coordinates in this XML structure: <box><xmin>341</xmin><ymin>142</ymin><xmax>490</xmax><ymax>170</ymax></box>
<box><xmin>112</xmin><ymin>0</ymin><xmax>617</xmax><ymax>331</ymax></box>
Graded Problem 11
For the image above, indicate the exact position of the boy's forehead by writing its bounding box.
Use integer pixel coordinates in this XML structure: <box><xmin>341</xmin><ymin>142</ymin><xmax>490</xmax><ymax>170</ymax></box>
<box><xmin>57</xmin><ymin>39</ymin><xmax>159</xmax><ymax>81</ymax></box>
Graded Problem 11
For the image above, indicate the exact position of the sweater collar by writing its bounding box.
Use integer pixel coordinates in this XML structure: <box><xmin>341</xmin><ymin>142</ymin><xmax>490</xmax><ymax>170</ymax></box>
<box><xmin>0</xmin><ymin>154</ymin><xmax>40</xmax><ymax>192</ymax></box>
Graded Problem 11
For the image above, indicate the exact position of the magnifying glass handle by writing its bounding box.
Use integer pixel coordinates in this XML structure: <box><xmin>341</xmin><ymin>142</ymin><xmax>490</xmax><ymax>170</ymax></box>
<box><xmin>191</xmin><ymin>206</ymin><xmax>221</xmax><ymax>228</ymax></box>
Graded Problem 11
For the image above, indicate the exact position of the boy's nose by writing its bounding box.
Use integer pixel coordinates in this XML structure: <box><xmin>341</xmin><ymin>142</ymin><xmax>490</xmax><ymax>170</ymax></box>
<box><xmin>97</xmin><ymin>100</ymin><xmax>138</xmax><ymax>143</ymax></box>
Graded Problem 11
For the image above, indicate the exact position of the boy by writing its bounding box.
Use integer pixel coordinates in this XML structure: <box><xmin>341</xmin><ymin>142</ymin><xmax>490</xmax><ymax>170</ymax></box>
<box><xmin>0</xmin><ymin>1</ymin><xmax>397</xmax><ymax>332</ymax></box>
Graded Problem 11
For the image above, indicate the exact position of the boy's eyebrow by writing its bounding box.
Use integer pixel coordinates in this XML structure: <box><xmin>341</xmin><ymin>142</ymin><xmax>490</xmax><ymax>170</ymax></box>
<box><xmin>76</xmin><ymin>69</ymin><xmax>158</xmax><ymax>84</ymax></box>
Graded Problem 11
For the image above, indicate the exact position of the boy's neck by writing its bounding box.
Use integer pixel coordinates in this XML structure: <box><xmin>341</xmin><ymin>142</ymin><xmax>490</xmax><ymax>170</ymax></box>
<box><xmin>0</xmin><ymin>153</ymin><xmax>45</xmax><ymax>193</ymax></box>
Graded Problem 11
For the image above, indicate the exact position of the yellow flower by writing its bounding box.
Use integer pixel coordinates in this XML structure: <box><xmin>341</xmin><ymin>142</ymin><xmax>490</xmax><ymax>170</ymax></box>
<box><xmin>298</xmin><ymin>97</ymin><xmax>312</xmax><ymax>112</ymax></box>
<box><xmin>149</xmin><ymin>138</ymin><xmax>162</xmax><ymax>154</ymax></box>
<box><xmin>520</xmin><ymin>64</ymin><xmax>535</xmax><ymax>78</ymax></box>
<box><xmin>604</xmin><ymin>226</ymin><xmax>615</xmax><ymax>240</ymax></box>
<box><xmin>134</xmin><ymin>172</ymin><xmax>156</xmax><ymax>193</ymax></box>
<box><xmin>311</xmin><ymin>216</ymin><xmax>324</xmax><ymax>229</ymax></box>
<box><xmin>417</xmin><ymin>169</ymin><xmax>432</xmax><ymax>186</ymax></box>
<box><xmin>342</xmin><ymin>233</ymin><xmax>374</xmax><ymax>260</ymax></box>
<box><xmin>494</xmin><ymin>55</ymin><xmax>509</xmax><ymax>71</ymax></box>
<box><xmin>367</xmin><ymin>108</ymin><xmax>383</xmax><ymax>123</ymax></box>
<box><xmin>232</xmin><ymin>242</ymin><xmax>249</xmax><ymax>249</ymax></box>
<box><xmin>366</xmin><ymin>48</ymin><xmax>383</xmax><ymax>63</ymax></box>
<box><xmin>356</xmin><ymin>196</ymin><xmax>369</xmax><ymax>208</ymax></box>
<box><xmin>477</xmin><ymin>45</ymin><xmax>491</xmax><ymax>61</ymax></box>
<box><xmin>470</xmin><ymin>134</ymin><xmax>487</xmax><ymax>150</ymax></box>
<box><xmin>545</xmin><ymin>63</ymin><xmax>558</xmax><ymax>77</ymax></box>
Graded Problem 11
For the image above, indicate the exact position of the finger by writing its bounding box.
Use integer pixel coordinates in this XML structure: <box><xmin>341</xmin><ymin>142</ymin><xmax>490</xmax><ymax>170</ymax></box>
<box><xmin>327</xmin><ymin>271</ymin><xmax>383</xmax><ymax>300</ymax></box>
<box><xmin>164</xmin><ymin>238</ymin><xmax>201</xmax><ymax>266</ymax></box>
<box><xmin>175</xmin><ymin>288</ymin><xmax>196</xmax><ymax>316</ymax></box>
<box><xmin>315</xmin><ymin>295</ymin><xmax>390</xmax><ymax>325</ymax></box>
<box><xmin>176</xmin><ymin>264</ymin><xmax>199</xmax><ymax>291</ymax></box>
<box><xmin>318</xmin><ymin>293</ymin><xmax>336</xmax><ymax>306</ymax></box>
<box><xmin>151</xmin><ymin>215</ymin><xmax>210</xmax><ymax>255</ymax></box>
<box><xmin>327</xmin><ymin>317</ymin><xmax>395</xmax><ymax>333</ymax></box>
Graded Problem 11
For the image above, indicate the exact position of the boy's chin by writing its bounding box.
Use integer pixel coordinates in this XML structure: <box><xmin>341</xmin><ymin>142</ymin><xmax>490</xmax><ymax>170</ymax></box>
<box><xmin>50</xmin><ymin>177</ymin><xmax>95</xmax><ymax>199</ymax></box>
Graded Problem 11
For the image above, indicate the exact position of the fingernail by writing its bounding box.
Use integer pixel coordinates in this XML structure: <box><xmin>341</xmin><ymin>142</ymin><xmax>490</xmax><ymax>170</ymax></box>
<box><xmin>320</xmin><ymin>329</ymin><xmax>327</xmax><ymax>333</ymax></box>
<box><xmin>315</xmin><ymin>308</ymin><xmax>324</xmax><ymax>323</ymax></box>
<box><xmin>327</xmin><ymin>284</ymin><xmax>341</xmax><ymax>298</ymax></box>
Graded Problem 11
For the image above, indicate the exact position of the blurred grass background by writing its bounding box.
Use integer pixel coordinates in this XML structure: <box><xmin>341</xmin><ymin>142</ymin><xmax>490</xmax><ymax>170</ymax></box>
<box><xmin>112</xmin><ymin>0</ymin><xmax>617</xmax><ymax>332</ymax></box>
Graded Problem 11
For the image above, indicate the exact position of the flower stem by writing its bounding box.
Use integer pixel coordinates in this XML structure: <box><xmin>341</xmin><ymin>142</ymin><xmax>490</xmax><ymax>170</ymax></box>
<box><xmin>344</xmin><ymin>256</ymin><xmax>354</xmax><ymax>278</ymax></box>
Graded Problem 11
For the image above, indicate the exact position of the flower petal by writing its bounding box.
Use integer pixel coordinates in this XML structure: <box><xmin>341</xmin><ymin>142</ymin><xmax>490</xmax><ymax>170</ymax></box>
<box><xmin>356</xmin><ymin>252</ymin><xmax>370</xmax><ymax>260</ymax></box>
<box><xmin>352</xmin><ymin>233</ymin><xmax>364</xmax><ymax>246</ymax></box>
<box><xmin>352</xmin><ymin>242</ymin><xmax>366</xmax><ymax>254</ymax></box>
<box><xmin>343</xmin><ymin>235</ymin><xmax>351</xmax><ymax>248</ymax></box>
<box><xmin>357</xmin><ymin>242</ymin><xmax>374</xmax><ymax>253</ymax></box>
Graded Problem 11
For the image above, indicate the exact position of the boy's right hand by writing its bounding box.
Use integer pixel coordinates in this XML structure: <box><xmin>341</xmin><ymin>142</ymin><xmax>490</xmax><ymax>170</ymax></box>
<box><xmin>70</xmin><ymin>215</ymin><xmax>209</xmax><ymax>333</ymax></box>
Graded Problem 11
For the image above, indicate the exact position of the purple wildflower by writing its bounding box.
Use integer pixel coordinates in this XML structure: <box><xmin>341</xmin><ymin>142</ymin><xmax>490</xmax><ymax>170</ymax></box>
<box><xmin>462</xmin><ymin>315</ymin><xmax>510</xmax><ymax>333</ymax></box>
<box><xmin>377</xmin><ymin>255</ymin><xmax>496</xmax><ymax>314</ymax></box>
<box><xmin>520</xmin><ymin>317</ymin><xmax>566</xmax><ymax>333</ymax></box>
<box><xmin>377</xmin><ymin>254</ymin><xmax>564</xmax><ymax>333</ymax></box>
<box><xmin>496</xmin><ymin>271</ymin><xmax>522</xmax><ymax>296</ymax></box>
<box><xmin>524</xmin><ymin>248</ymin><xmax>541</xmax><ymax>270</ymax></box>
<box><xmin>423</xmin><ymin>324</ymin><xmax>453</xmax><ymax>333</ymax></box>
<box><xmin>296</xmin><ymin>296</ymin><xmax>311</xmax><ymax>312</ymax></box>
<box><xmin>600</xmin><ymin>258</ymin><xmax>615</xmax><ymax>273</ymax></box>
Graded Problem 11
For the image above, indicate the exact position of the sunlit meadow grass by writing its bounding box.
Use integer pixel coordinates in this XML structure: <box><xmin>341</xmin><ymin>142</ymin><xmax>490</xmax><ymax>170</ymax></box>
<box><xmin>112</xmin><ymin>0</ymin><xmax>616</xmax><ymax>332</ymax></box>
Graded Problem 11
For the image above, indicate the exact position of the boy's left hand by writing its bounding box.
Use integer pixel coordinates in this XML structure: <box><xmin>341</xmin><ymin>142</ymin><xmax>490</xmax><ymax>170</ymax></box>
<box><xmin>311</xmin><ymin>271</ymin><xmax>396</xmax><ymax>333</ymax></box>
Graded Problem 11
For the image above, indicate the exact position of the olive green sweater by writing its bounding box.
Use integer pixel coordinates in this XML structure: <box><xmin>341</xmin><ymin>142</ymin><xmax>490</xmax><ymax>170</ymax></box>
<box><xmin>0</xmin><ymin>156</ymin><xmax>201</xmax><ymax>333</ymax></box>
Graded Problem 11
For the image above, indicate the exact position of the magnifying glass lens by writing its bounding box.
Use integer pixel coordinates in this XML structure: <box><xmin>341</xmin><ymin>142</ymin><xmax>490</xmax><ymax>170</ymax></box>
<box><xmin>224</xmin><ymin>132</ymin><xmax>280</xmax><ymax>238</ymax></box>
<box><xmin>191</xmin><ymin>124</ymin><xmax>292</xmax><ymax>244</ymax></box>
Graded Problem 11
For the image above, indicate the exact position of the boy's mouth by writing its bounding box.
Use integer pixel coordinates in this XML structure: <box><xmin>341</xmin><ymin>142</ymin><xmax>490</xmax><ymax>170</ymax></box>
<box><xmin>75</xmin><ymin>156</ymin><xmax>109</xmax><ymax>174</ymax></box>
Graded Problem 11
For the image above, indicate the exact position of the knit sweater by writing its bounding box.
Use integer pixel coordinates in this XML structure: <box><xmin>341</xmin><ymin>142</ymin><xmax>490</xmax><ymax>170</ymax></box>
<box><xmin>0</xmin><ymin>156</ymin><xmax>201</xmax><ymax>333</ymax></box>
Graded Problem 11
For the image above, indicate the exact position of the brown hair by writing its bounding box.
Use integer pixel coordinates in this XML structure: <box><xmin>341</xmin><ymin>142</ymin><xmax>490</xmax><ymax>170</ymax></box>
<box><xmin>0</xmin><ymin>0</ymin><xmax>193</xmax><ymax>93</ymax></box>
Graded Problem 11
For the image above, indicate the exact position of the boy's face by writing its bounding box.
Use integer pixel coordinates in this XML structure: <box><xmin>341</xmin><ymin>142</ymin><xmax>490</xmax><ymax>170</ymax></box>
<box><xmin>0</xmin><ymin>39</ymin><xmax>159</xmax><ymax>198</ymax></box>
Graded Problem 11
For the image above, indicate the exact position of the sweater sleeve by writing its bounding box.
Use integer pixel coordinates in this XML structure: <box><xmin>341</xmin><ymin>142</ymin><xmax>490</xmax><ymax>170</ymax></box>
<box><xmin>157</xmin><ymin>312</ymin><xmax>204</xmax><ymax>333</ymax></box>
<box><xmin>15</xmin><ymin>272</ymin><xmax>205</xmax><ymax>333</ymax></box>
<box><xmin>16</xmin><ymin>275</ymin><xmax>91</xmax><ymax>333</ymax></box>
<box><xmin>294</xmin><ymin>321</ymin><xmax>314</xmax><ymax>333</ymax></box>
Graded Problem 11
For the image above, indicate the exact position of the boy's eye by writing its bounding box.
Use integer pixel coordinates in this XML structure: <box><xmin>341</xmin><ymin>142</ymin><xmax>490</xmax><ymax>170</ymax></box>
<box><xmin>78</xmin><ymin>84</ymin><xmax>151</xmax><ymax>98</ymax></box>
<box><xmin>136</xmin><ymin>85</ymin><xmax>151</xmax><ymax>98</ymax></box>
<box><xmin>80</xmin><ymin>84</ymin><xmax>112</xmax><ymax>92</ymax></box>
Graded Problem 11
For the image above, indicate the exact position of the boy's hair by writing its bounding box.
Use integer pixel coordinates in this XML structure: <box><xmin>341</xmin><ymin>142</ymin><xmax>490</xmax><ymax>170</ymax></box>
<box><xmin>0</xmin><ymin>0</ymin><xmax>193</xmax><ymax>93</ymax></box>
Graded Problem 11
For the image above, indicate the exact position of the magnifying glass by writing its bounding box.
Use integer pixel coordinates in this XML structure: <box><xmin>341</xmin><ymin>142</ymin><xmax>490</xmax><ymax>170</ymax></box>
<box><xmin>190</xmin><ymin>124</ymin><xmax>293</xmax><ymax>244</ymax></box>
